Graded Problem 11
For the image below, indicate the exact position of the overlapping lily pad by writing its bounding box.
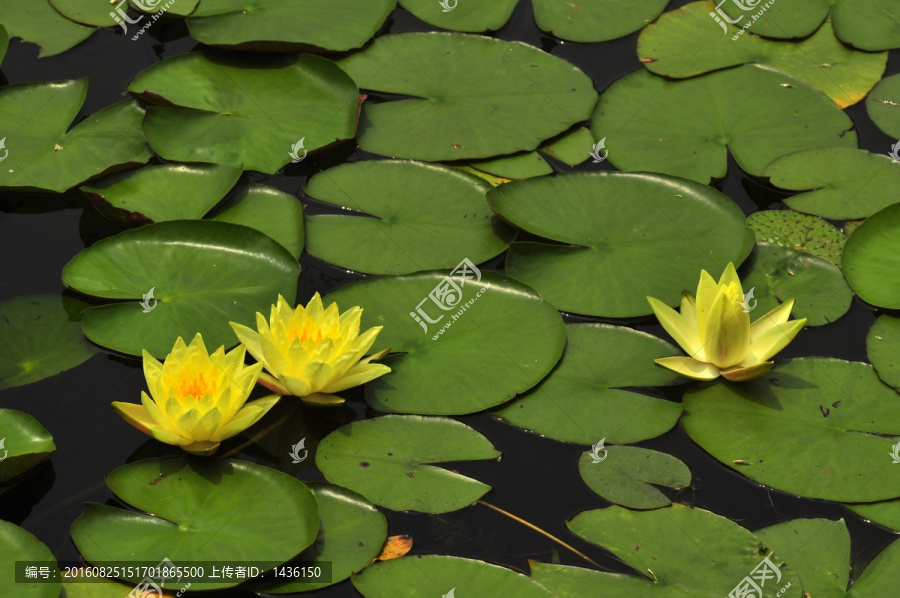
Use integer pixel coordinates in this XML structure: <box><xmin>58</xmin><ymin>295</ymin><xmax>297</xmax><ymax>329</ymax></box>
<box><xmin>747</xmin><ymin>210</ymin><xmax>845</xmax><ymax>265</ymax></box>
<box><xmin>208</xmin><ymin>183</ymin><xmax>305</xmax><ymax>259</ymax></box>
<box><xmin>71</xmin><ymin>457</ymin><xmax>319</xmax><ymax>590</ymax></box>
<box><xmin>187</xmin><ymin>0</ymin><xmax>395</xmax><ymax>52</ymax></box>
<box><xmin>316</xmin><ymin>416</ymin><xmax>500</xmax><ymax>513</ymax></box>
<box><xmin>50</xmin><ymin>0</ymin><xmax>134</xmax><ymax>27</ymax></box>
<box><xmin>495</xmin><ymin>324</ymin><xmax>684</xmax><ymax>444</ymax></box>
<box><xmin>353</xmin><ymin>555</ymin><xmax>552</xmax><ymax>597</ymax></box>
<box><xmin>847</xmin><ymin>499</ymin><xmax>900</xmax><ymax>533</ymax></box>
<box><xmin>128</xmin><ymin>52</ymin><xmax>359</xmax><ymax>173</ymax></box>
<box><xmin>128</xmin><ymin>0</ymin><xmax>201</xmax><ymax>18</ymax></box>
<box><xmin>578</xmin><ymin>446</ymin><xmax>691</xmax><ymax>509</ymax></box>
<box><xmin>265</xmin><ymin>483</ymin><xmax>388</xmax><ymax>593</ymax></box>
<box><xmin>842</xmin><ymin>203</ymin><xmax>900</xmax><ymax>309</ymax></box>
<box><xmin>562</xmin><ymin>505</ymin><xmax>800</xmax><ymax>596</ymax></box>
<box><xmin>867</xmin><ymin>315</ymin><xmax>900</xmax><ymax>390</ymax></box>
<box><xmin>638</xmin><ymin>5</ymin><xmax>886</xmax><ymax>107</ymax></box>
<box><xmin>718</xmin><ymin>0</ymin><xmax>900</xmax><ymax>51</ymax></box>
<box><xmin>683</xmin><ymin>358</ymin><xmax>900</xmax><ymax>502</ymax></box>
<box><xmin>305</xmin><ymin>160</ymin><xmax>514</xmax><ymax>275</ymax></box>
<box><xmin>0</xmin><ymin>409</ymin><xmax>55</xmax><ymax>483</ymax></box>
<box><xmin>866</xmin><ymin>74</ymin><xmax>900</xmax><ymax>138</ymax></box>
<box><xmin>326</xmin><ymin>271</ymin><xmax>565</xmax><ymax>414</ymax></box>
<box><xmin>62</xmin><ymin>220</ymin><xmax>300</xmax><ymax>357</ymax></box>
<box><xmin>82</xmin><ymin>164</ymin><xmax>242</xmax><ymax>225</ymax></box>
<box><xmin>336</xmin><ymin>33</ymin><xmax>598</xmax><ymax>161</ymax></box>
<box><xmin>0</xmin><ymin>79</ymin><xmax>150</xmax><ymax>192</ymax></box>
<box><xmin>763</xmin><ymin>149</ymin><xmax>900</xmax><ymax>220</ymax></box>
<box><xmin>591</xmin><ymin>65</ymin><xmax>856</xmax><ymax>184</ymax></box>
<box><xmin>488</xmin><ymin>172</ymin><xmax>755</xmax><ymax>316</ymax></box>
<box><xmin>0</xmin><ymin>521</ymin><xmax>59</xmax><ymax>598</ymax></box>
<box><xmin>0</xmin><ymin>0</ymin><xmax>94</xmax><ymax>57</ymax></box>
<box><xmin>0</xmin><ymin>295</ymin><xmax>97</xmax><ymax>390</ymax></box>
<box><xmin>399</xmin><ymin>0</ymin><xmax>518</xmax><ymax>33</ymax></box>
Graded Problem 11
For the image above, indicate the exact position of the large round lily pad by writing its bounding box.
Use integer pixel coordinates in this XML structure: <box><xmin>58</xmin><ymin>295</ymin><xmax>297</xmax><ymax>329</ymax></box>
<box><xmin>209</xmin><ymin>182</ymin><xmax>305</xmax><ymax>259</ymax></box>
<box><xmin>0</xmin><ymin>521</ymin><xmax>59</xmax><ymax>598</ymax></box>
<box><xmin>578</xmin><ymin>446</ymin><xmax>691</xmax><ymax>510</ymax></box>
<box><xmin>61</xmin><ymin>220</ymin><xmax>300</xmax><ymax>357</ymax></box>
<box><xmin>0</xmin><ymin>0</ymin><xmax>94</xmax><ymax>57</ymax></box>
<box><xmin>495</xmin><ymin>324</ymin><xmax>684</xmax><ymax>445</ymax></box>
<box><xmin>638</xmin><ymin>5</ymin><xmax>886</xmax><ymax>108</ymax></box>
<box><xmin>335</xmin><ymin>32</ymin><xmax>598</xmax><ymax>161</ymax></box>
<box><xmin>0</xmin><ymin>409</ymin><xmax>56</xmax><ymax>484</ymax></box>
<box><xmin>867</xmin><ymin>315</ymin><xmax>900</xmax><ymax>390</ymax></box>
<box><xmin>683</xmin><ymin>358</ymin><xmax>900</xmax><ymax>502</ymax></box>
<box><xmin>0</xmin><ymin>295</ymin><xmax>97</xmax><ymax>390</ymax></box>
<box><xmin>186</xmin><ymin>0</ymin><xmax>396</xmax><ymax>52</ymax></box>
<box><xmin>128</xmin><ymin>52</ymin><xmax>360</xmax><ymax>174</ymax></box>
<box><xmin>70</xmin><ymin>457</ymin><xmax>319</xmax><ymax>590</ymax></box>
<box><xmin>353</xmin><ymin>555</ymin><xmax>553</xmax><ymax>597</ymax></box>
<box><xmin>763</xmin><ymin>149</ymin><xmax>900</xmax><ymax>220</ymax></box>
<box><xmin>264</xmin><ymin>483</ymin><xmax>388</xmax><ymax>593</ymax></box>
<box><xmin>316</xmin><ymin>415</ymin><xmax>500</xmax><ymax>513</ymax></box>
<box><xmin>591</xmin><ymin>65</ymin><xmax>856</xmax><ymax>184</ymax></box>
<box><xmin>0</xmin><ymin>80</ymin><xmax>150</xmax><ymax>193</ymax></box>
<box><xmin>325</xmin><ymin>271</ymin><xmax>565</xmax><ymax>414</ymax></box>
<box><xmin>566</xmin><ymin>505</ymin><xmax>801</xmax><ymax>596</ymax></box>
<box><xmin>488</xmin><ymin>172</ymin><xmax>755</xmax><ymax>316</ymax></box>
<box><xmin>842</xmin><ymin>203</ymin><xmax>900</xmax><ymax>309</ymax></box>
<box><xmin>866</xmin><ymin>74</ymin><xmax>900</xmax><ymax>138</ymax></box>
<box><xmin>305</xmin><ymin>160</ymin><xmax>514</xmax><ymax>275</ymax></box>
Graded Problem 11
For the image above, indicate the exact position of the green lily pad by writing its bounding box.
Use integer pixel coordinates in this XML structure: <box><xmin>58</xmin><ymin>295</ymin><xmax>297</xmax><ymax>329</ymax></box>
<box><xmin>683</xmin><ymin>358</ymin><xmax>900</xmax><ymax>502</ymax></box>
<box><xmin>842</xmin><ymin>203</ymin><xmax>900</xmax><ymax>309</ymax></box>
<box><xmin>336</xmin><ymin>32</ymin><xmax>598</xmax><ymax>162</ymax></box>
<box><xmin>209</xmin><ymin>182</ymin><xmax>305</xmax><ymax>259</ymax></box>
<box><xmin>488</xmin><ymin>172</ymin><xmax>755</xmax><ymax>317</ymax></box>
<box><xmin>128</xmin><ymin>52</ymin><xmax>359</xmax><ymax>174</ymax></box>
<box><xmin>70</xmin><ymin>457</ymin><xmax>319</xmax><ymax>590</ymax></box>
<box><xmin>539</xmin><ymin>127</ymin><xmax>595</xmax><ymax>166</ymax></box>
<box><xmin>566</xmin><ymin>505</ymin><xmax>801</xmax><ymax>596</ymax></box>
<box><xmin>326</xmin><ymin>271</ymin><xmax>565</xmax><ymax>415</ymax></box>
<box><xmin>50</xmin><ymin>0</ymin><xmax>134</xmax><ymax>27</ymax></box>
<box><xmin>591</xmin><ymin>65</ymin><xmax>856</xmax><ymax>184</ymax></box>
<box><xmin>638</xmin><ymin>6</ymin><xmax>886</xmax><ymax>108</ymax></box>
<box><xmin>746</xmin><ymin>210</ymin><xmax>845</xmax><ymax>265</ymax></box>
<box><xmin>186</xmin><ymin>0</ymin><xmax>395</xmax><ymax>52</ymax></box>
<box><xmin>739</xmin><ymin>243</ymin><xmax>852</xmax><ymax>327</ymax></box>
<box><xmin>0</xmin><ymin>25</ymin><xmax>7</xmax><ymax>64</ymax></box>
<box><xmin>61</xmin><ymin>220</ymin><xmax>300</xmax><ymax>357</ymax></box>
<box><xmin>353</xmin><ymin>555</ymin><xmax>552</xmax><ymax>597</ymax></box>
<box><xmin>0</xmin><ymin>521</ymin><xmax>59</xmax><ymax>598</ymax></box>
<box><xmin>81</xmin><ymin>163</ymin><xmax>243</xmax><ymax>225</ymax></box>
<box><xmin>847</xmin><ymin>500</ymin><xmax>900</xmax><ymax>533</ymax></box>
<box><xmin>763</xmin><ymin>149</ymin><xmax>900</xmax><ymax>220</ymax></box>
<box><xmin>399</xmin><ymin>0</ymin><xmax>519</xmax><ymax>33</ymax></box>
<box><xmin>128</xmin><ymin>0</ymin><xmax>200</xmax><ymax>18</ymax></box>
<box><xmin>0</xmin><ymin>409</ymin><xmax>55</xmax><ymax>483</ymax></box>
<box><xmin>718</xmin><ymin>0</ymin><xmax>900</xmax><ymax>51</ymax></box>
<box><xmin>0</xmin><ymin>295</ymin><xmax>97</xmax><ymax>390</ymax></box>
<box><xmin>316</xmin><ymin>415</ymin><xmax>500</xmax><ymax>513</ymax></box>
<box><xmin>866</xmin><ymin>74</ymin><xmax>900</xmax><ymax>138</ymax></box>
<box><xmin>0</xmin><ymin>0</ymin><xmax>94</xmax><ymax>57</ymax></box>
<box><xmin>468</xmin><ymin>151</ymin><xmax>554</xmax><ymax>180</ymax></box>
<box><xmin>495</xmin><ymin>324</ymin><xmax>684</xmax><ymax>445</ymax></box>
<box><xmin>578</xmin><ymin>446</ymin><xmax>691</xmax><ymax>510</ymax></box>
<box><xmin>305</xmin><ymin>160</ymin><xmax>514</xmax><ymax>275</ymax></box>
<box><xmin>867</xmin><ymin>315</ymin><xmax>900</xmax><ymax>390</ymax></box>
<box><xmin>264</xmin><ymin>483</ymin><xmax>388</xmax><ymax>593</ymax></box>
<box><xmin>0</xmin><ymin>80</ymin><xmax>150</xmax><ymax>193</ymax></box>
<box><xmin>61</xmin><ymin>574</ymin><xmax>179</xmax><ymax>598</ymax></box>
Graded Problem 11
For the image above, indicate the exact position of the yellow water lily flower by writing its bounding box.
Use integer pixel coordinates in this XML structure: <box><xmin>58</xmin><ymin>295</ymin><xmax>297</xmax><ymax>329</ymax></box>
<box><xmin>647</xmin><ymin>263</ymin><xmax>806</xmax><ymax>381</ymax></box>
<box><xmin>112</xmin><ymin>334</ymin><xmax>279</xmax><ymax>456</ymax></box>
<box><xmin>230</xmin><ymin>294</ymin><xmax>390</xmax><ymax>404</ymax></box>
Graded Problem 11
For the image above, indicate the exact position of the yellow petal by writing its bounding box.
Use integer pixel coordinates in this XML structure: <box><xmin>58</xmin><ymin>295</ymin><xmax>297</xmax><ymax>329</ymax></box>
<box><xmin>695</xmin><ymin>269</ymin><xmax>720</xmax><ymax>342</ymax></box>
<box><xmin>181</xmin><ymin>440</ymin><xmax>220</xmax><ymax>455</ymax></box>
<box><xmin>717</xmin><ymin>262</ymin><xmax>742</xmax><ymax>289</ymax></box>
<box><xmin>282</xmin><ymin>375</ymin><xmax>313</xmax><ymax>397</ymax></box>
<box><xmin>749</xmin><ymin>298</ymin><xmax>795</xmax><ymax>343</ymax></box>
<box><xmin>647</xmin><ymin>296</ymin><xmax>703</xmax><ymax>359</ymax></box>
<box><xmin>702</xmin><ymin>289</ymin><xmax>749</xmax><ymax>368</ymax></box>
<box><xmin>319</xmin><ymin>363</ymin><xmax>391</xmax><ymax>394</ymax></box>
<box><xmin>142</xmin><ymin>350</ymin><xmax>164</xmax><ymax>399</ymax></box>
<box><xmin>680</xmin><ymin>291</ymin><xmax>698</xmax><ymax>341</ymax></box>
<box><xmin>258</xmin><ymin>372</ymin><xmax>290</xmax><ymax>395</ymax></box>
<box><xmin>211</xmin><ymin>395</ymin><xmax>280</xmax><ymax>441</ymax></box>
<box><xmin>744</xmin><ymin>318</ymin><xmax>807</xmax><ymax>364</ymax></box>
<box><xmin>721</xmin><ymin>362</ymin><xmax>774</xmax><ymax>381</ymax></box>
<box><xmin>654</xmin><ymin>356</ymin><xmax>721</xmax><ymax>381</ymax></box>
<box><xmin>112</xmin><ymin>402</ymin><xmax>157</xmax><ymax>436</ymax></box>
<box><xmin>300</xmin><ymin>393</ymin><xmax>346</xmax><ymax>406</ymax></box>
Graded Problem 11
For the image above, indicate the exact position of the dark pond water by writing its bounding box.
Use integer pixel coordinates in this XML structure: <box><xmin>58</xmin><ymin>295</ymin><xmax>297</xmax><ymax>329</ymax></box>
<box><xmin>1</xmin><ymin>1</ymin><xmax>899</xmax><ymax>596</ymax></box>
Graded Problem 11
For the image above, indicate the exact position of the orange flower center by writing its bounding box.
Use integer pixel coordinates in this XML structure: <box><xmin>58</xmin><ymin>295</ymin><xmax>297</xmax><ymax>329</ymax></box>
<box><xmin>175</xmin><ymin>370</ymin><xmax>217</xmax><ymax>401</ymax></box>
